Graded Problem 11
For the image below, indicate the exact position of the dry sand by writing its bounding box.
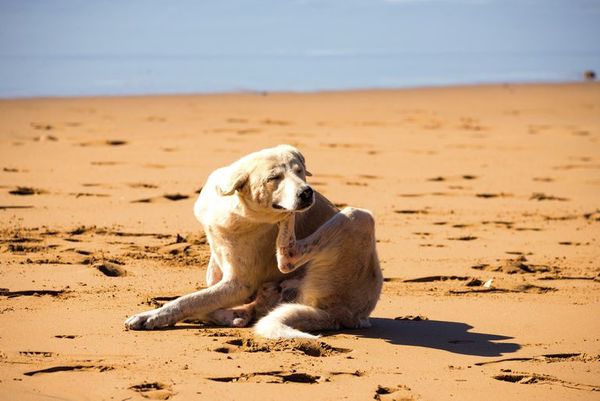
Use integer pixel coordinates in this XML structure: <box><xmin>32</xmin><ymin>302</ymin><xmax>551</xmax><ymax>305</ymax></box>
<box><xmin>0</xmin><ymin>83</ymin><xmax>599</xmax><ymax>400</ymax></box>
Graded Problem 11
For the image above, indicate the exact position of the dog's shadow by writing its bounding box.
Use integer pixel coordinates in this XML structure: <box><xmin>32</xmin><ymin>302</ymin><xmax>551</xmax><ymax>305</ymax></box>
<box><xmin>338</xmin><ymin>318</ymin><xmax>520</xmax><ymax>357</ymax></box>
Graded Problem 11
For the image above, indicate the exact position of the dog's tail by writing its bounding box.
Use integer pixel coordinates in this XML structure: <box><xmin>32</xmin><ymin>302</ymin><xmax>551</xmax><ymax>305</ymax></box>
<box><xmin>254</xmin><ymin>303</ymin><xmax>331</xmax><ymax>340</ymax></box>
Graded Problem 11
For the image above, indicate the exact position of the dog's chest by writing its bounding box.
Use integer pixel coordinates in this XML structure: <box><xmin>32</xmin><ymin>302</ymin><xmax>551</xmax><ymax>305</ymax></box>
<box><xmin>206</xmin><ymin>223</ymin><xmax>278</xmax><ymax>271</ymax></box>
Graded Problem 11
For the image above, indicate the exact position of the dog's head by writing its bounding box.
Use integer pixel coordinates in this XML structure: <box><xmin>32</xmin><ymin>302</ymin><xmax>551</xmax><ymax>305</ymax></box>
<box><xmin>217</xmin><ymin>144</ymin><xmax>314</xmax><ymax>214</ymax></box>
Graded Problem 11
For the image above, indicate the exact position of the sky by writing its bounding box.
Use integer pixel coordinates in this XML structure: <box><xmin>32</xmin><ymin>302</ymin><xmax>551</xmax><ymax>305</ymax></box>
<box><xmin>0</xmin><ymin>0</ymin><xmax>599</xmax><ymax>96</ymax></box>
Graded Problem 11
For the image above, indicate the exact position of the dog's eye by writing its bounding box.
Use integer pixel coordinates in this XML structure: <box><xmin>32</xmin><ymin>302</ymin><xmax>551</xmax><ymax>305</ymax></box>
<box><xmin>267</xmin><ymin>173</ymin><xmax>284</xmax><ymax>182</ymax></box>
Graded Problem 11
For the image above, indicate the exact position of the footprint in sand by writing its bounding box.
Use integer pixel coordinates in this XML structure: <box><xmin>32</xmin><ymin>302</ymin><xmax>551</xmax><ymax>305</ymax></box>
<box><xmin>130</xmin><ymin>382</ymin><xmax>175</xmax><ymax>400</ymax></box>
<box><xmin>403</xmin><ymin>275</ymin><xmax>472</xmax><ymax>283</ymax></box>
<box><xmin>218</xmin><ymin>337</ymin><xmax>351</xmax><ymax>357</ymax></box>
<box><xmin>533</xmin><ymin>177</ymin><xmax>555</xmax><ymax>182</ymax></box>
<box><xmin>9</xmin><ymin>187</ymin><xmax>47</xmax><ymax>196</ymax></box>
<box><xmin>143</xmin><ymin>163</ymin><xmax>167</xmax><ymax>169</ymax></box>
<box><xmin>4</xmin><ymin>241</ymin><xmax>47</xmax><ymax>253</ymax></box>
<box><xmin>79</xmin><ymin>139</ymin><xmax>128</xmax><ymax>147</ymax></box>
<box><xmin>163</xmin><ymin>193</ymin><xmax>189</xmax><ymax>201</ymax></box>
<box><xmin>476</xmin><ymin>193</ymin><xmax>510</xmax><ymax>199</ymax></box>
<box><xmin>260</xmin><ymin>118</ymin><xmax>291</xmax><ymax>126</ymax></box>
<box><xmin>449</xmin><ymin>283</ymin><xmax>556</xmax><ymax>295</ymax></box>
<box><xmin>321</xmin><ymin>143</ymin><xmax>371</xmax><ymax>150</ymax></box>
<box><xmin>24</xmin><ymin>365</ymin><xmax>113</xmax><ymax>377</ymax></box>
<box><xmin>128</xmin><ymin>183</ymin><xmax>159</xmax><ymax>189</ymax></box>
<box><xmin>448</xmin><ymin>236</ymin><xmax>478</xmax><ymax>241</ymax></box>
<box><xmin>68</xmin><ymin>192</ymin><xmax>110</xmax><ymax>198</ymax></box>
<box><xmin>558</xmin><ymin>241</ymin><xmax>584</xmax><ymax>246</ymax></box>
<box><xmin>33</xmin><ymin>134</ymin><xmax>58</xmax><ymax>142</ymax></box>
<box><xmin>94</xmin><ymin>261</ymin><xmax>127</xmax><ymax>277</ymax></box>
<box><xmin>374</xmin><ymin>384</ymin><xmax>416</xmax><ymax>401</ymax></box>
<box><xmin>471</xmin><ymin>256</ymin><xmax>554</xmax><ymax>274</ymax></box>
<box><xmin>209</xmin><ymin>371</ymin><xmax>320</xmax><ymax>384</ymax></box>
<box><xmin>530</xmin><ymin>192</ymin><xmax>569</xmax><ymax>201</ymax></box>
<box><xmin>226</xmin><ymin>118</ymin><xmax>248</xmax><ymax>123</ymax></box>
<box><xmin>583</xmin><ymin>210</ymin><xmax>600</xmax><ymax>221</ymax></box>
<box><xmin>0</xmin><ymin>288</ymin><xmax>65</xmax><ymax>298</ymax></box>
<box><xmin>481</xmin><ymin>220</ymin><xmax>514</xmax><ymax>229</ymax></box>
<box><xmin>493</xmin><ymin>371</ymin><xmax>600</xmax><ymax>391</ymax></box>
<box><xmin>458</xmin><ymin>117</ymin><xmax>487</xmax><ymax>131</ymax></box>
<box><xmin>132</xmin><ymin>193</ymin><xmax>191</xmax><ymax>203</ymax></box>
<box><xmin>145</xmin><ymin>296</ymin><xmax>181</xmax><ymax>308</ymax></box>
<box><xmin>30</xmin><ymin>122</ymin><xmax>54</xmax><ymax>131</ymax></box>
<box><xmin>394</xmin><ymin>315</ymin><xmax>428</xmax><ymax>321</ymax></box>
<box><xmin>475</xmin><ymin>352</ymin><xmax>595</xmax><ymax>367</ymax></box>
<box><xmin>235</xmin><ymin>128</ymin><xmax>261</xmax><ymax>135</ymax></box>
<box><xmin>90</xmin><ymin>161</ymin><xmax>123</xmax><ymax>166</ymax></box>
<box><xmin>19</xmin><ymin>351</ymin><xmax>54</xmax><ymax>357</ymax></box>
<box><xmin>394</xmin><ymin>209</ymin><xmax>429</xmax><ymax>215</ymax></box>
<box><xmin>3</xmin><ymin>167</ymin><xmax>21</xmax><ymax>173</ymax></box>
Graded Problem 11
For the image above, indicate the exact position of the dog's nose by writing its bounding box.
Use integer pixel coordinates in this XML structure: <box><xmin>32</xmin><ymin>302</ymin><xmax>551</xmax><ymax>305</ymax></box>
<box><xmin>298</xmin><ymin>186</ymin><xmax>313</xmax><ymax>202</ymax></box>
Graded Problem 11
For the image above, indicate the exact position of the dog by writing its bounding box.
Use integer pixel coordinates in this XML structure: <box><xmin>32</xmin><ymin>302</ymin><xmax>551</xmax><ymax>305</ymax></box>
<box><xmin>124</xmin><ymin>144</ymin><xmax>382</xmax><ymax>339</ymax></box>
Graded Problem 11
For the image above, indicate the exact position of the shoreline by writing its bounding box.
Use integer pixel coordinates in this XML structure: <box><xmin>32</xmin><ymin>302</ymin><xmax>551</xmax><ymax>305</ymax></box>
<box><xmin>1</xmin><ymin>80</ymin><xmax>596</xmax><ymax>101</ymax></box>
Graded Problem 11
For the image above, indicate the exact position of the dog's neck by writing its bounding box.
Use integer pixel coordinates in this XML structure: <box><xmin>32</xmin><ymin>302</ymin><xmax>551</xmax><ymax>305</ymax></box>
<box><xmin>234</xmin><ymin>193</ymin><xmax>289</xmax><ymax>226</ymax></box>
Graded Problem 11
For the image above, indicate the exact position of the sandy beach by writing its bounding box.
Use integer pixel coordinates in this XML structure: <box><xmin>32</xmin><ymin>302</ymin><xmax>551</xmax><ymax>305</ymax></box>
<box><xmin>1</xmin><ymin>83</ymin><xmax>599</xmax><ymax>400</ymax></box>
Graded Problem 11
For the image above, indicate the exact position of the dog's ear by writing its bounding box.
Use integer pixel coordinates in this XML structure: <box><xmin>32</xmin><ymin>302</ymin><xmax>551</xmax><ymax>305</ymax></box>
<box><xmin>216</xmin><ymin>167</ymin><xmax>248</xmax><ymax>196</ymax></box>
<box><xmin>287</xmin><ymin>146</ymin><xmax>312</xmax><ymax>176</ymax></box>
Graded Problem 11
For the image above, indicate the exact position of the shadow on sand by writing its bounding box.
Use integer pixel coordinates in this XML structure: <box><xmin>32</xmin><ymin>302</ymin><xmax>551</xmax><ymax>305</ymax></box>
<box><xmin>340</xmin><ymin>318</ymin><xmax>521</xmax><ymax>357</ymax></box>
<box><xmin>146</xmin><ymin>317</ymin><xmax>520</xmax><ymax>357</ymax></box>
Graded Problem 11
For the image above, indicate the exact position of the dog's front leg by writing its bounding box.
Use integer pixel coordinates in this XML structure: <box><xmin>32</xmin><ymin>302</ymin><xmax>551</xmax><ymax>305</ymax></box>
<box><xmin>124</xmin><ymin>278</ymin><xmax>252</xmax><ymax>330</ymax></box>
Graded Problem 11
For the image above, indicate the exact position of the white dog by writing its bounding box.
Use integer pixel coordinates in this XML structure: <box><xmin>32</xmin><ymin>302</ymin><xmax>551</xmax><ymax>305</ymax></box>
<box><xmin>125</xmin><ymin>145</ymin><xmax>382</xmax><ymax>339</ymax></box>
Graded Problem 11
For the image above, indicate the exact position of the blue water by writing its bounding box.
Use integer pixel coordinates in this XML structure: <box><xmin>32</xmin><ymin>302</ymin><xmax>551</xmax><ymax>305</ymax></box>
<box><xmin>1</xmin><ymin>51</ymin><xmax>598</xmax><ymax>97</ymax></box>
<box><xmin>1</xmin><ymin>0</ymin><xmax>599</xmax><ymax>98</ymax></box>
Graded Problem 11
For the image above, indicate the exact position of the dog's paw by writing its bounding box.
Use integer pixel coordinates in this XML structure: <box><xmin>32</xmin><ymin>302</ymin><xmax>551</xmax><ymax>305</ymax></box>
<box><xmin>124</xmin><ymin>309</ymin><xmax>172</xmax><ymax>330</ymax></box>
<box><xmin>277</xmin><ymin>262</ymin><xmax>297</xmax><ymax>274</ymax></box>
<box><xmin>211</xmin><ymin>308</ymin><xmax>252</xmax><ymax>327</ymax></box>
<box><xmin>232</xmin><ymin>316</ymin><xmax>251</xmax><ymax>327</ymax></box>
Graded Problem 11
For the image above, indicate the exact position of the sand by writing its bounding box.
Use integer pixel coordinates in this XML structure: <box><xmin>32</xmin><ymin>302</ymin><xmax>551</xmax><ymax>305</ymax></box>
<box><xmin>0</xmin><ymin>83</ymin><xmax>599</xmax><ymax>400</ymax></box>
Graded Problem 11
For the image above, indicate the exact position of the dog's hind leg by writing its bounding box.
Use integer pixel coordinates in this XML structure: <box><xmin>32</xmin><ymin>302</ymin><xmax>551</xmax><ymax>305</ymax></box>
<box><xmin>209</xmin><ymin>305</ymin><xmax>254</xmax><ymax>327</ymax></box>
<box><xmin>208</xmin><ymin>281</ymin><xmax>282</xmax><ymax>327</ymax></box>
<box><xmin>264</xmin><ymin>208</ymin><xmax>377</xmax><ymax>339</ymax></box>
<box><xmin>255</xmin><ymin>303</ymin><xmax>335</xmax><ymax>339</ymax></box>
<box><xmin>276</xmin><ymin>207</ymin><xmax>373</xmax><ymax>273</ymax></box>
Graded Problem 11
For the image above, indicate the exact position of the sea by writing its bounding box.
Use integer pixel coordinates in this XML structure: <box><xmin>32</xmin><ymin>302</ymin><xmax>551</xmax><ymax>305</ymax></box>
<box><xmin>1</xmin><ymin>0</ymin><xmax>599</xmax><ymax>98</ymax></box>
